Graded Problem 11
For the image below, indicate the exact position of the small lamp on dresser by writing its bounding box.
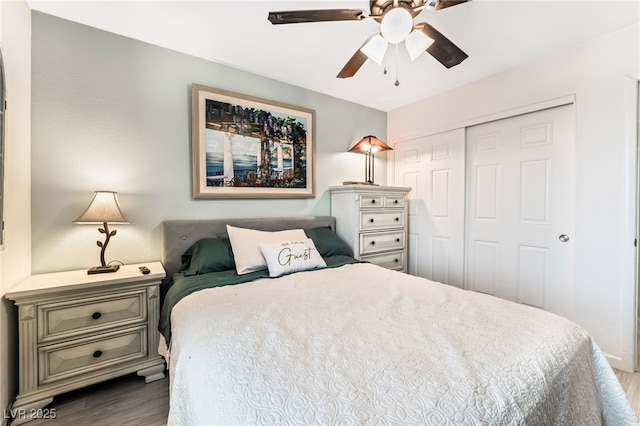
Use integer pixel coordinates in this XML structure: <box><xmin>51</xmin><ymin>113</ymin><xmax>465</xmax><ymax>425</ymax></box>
<box><xmin>347</xmin><ymin>135</ymin><xmax>393</xmax><ymax>185</ymax></box>
<box><xmin>73</xmin><ymin>190</ymin><xmax>129</xmax><ymax>274</ymax></box>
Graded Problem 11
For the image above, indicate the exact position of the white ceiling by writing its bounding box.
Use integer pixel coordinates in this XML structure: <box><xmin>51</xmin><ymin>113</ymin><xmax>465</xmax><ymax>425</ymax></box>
<box><xmin>27</xmin><ymin>0</ymin><xmax>640</xmax><ymax>111</ymax></box>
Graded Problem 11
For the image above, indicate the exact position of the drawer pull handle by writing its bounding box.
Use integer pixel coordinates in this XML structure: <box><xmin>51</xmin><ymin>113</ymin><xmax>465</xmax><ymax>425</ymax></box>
<box><xmin>93</xmin><ymin>350</ymin><xmax>103</xmax><ymax>358</ymax></box>
<box><xmin>396</xmin><ymin>238</ymin><xmax>401</xmax><ymax>242</ymax></box>
<box><xmin>395</xmin><ymin>217</ymin><xmax>400</xmax><ymax>221</ymax></box>
<box><xmin>394</xmin><ymin>200</ymin><xmax>399</xmax><ymax>204</ymax></box>
<box><xmin>91</xmin><ymin>312</ymin><xmax>102</xmax><ymax>320</ymax></box>
<box><xmin>371</xmin><ymin>241</ymin><xmax>376</xmax><ymax>245</ymax></box>
<box><xmin>371</xmin><ymin>199</ymin><xmax>376</xmax><ymax>204</ymax></box>
<box><xmin>369</xmin><ymin>218</ymin><xmax>374</xmax><ymax>223</ymax></box>
<box><xmin>395</xmin><ymin>259</ymin><xmax>399</xmax><ymax>263</ymax></box>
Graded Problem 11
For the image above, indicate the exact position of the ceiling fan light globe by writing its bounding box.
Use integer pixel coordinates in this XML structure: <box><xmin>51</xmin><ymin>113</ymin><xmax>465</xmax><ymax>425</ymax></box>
<box><xmin>360</xmin><ymin>34</ymin><xmax>388</xmax><ymax>65</ymax></box>
<box><xmin>380</xmin><ymin>7</ymin><xmax>413</xmax><ymax>43</ymax></box>
<box><xmin>406</xmin><ymin>29</ymin><xmax>434</xmax><ymax>61</ymax></box>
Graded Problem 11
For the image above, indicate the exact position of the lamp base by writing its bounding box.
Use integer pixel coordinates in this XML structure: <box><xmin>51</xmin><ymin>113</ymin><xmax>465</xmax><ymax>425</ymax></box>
<box><xmin>87</xmin><ymin>264</ymin><xmax>120</xmax><ymax>275</ymax></box>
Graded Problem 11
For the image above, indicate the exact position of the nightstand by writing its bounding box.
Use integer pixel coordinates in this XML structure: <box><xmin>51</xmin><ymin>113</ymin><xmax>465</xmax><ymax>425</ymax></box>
<box><xmin>330</xmin><ymin>185</ymin><xmax>411</xmax><ymax>272</ymax></box>
<box><xmin>5</xmin><ymin>262</ymin><xmax>166</xmax><ymax>425</ymax></box>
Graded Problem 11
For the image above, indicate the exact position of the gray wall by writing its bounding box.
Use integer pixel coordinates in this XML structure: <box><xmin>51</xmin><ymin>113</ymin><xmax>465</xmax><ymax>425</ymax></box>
<box><xmin>31</xmin><ymin>12</ymin><xmax>387</xmax><ymax>273</ymax></box>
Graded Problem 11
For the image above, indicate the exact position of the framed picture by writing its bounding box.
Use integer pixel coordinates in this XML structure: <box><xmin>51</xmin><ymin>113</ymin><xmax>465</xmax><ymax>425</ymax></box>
<box><xmin>192</xmin><ymin>83</ymin><xmax>315</xmax><ymax>199</ymax></box>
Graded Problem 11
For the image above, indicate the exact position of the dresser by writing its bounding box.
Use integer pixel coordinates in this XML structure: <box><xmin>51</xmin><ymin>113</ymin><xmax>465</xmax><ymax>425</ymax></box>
<box><xmin>330</xmin><ymin>185</ymin><xmax>411</xmax><ymax>272</ymax></box>
<box><xmin>5</xmin><ymin>262</ymin><xmax>166</xmax><ymax>425</ymax></box>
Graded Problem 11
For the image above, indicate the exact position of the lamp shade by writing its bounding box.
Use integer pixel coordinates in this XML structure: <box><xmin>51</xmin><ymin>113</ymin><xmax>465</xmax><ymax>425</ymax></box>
<box><xmin>348</xmin><ymin>136</ymin><xmax>392</xmax><ymax>185</ymax></box>
<box><xmin>73</xmin><ymin>191</ymin><xmax>129</xmax><ymax>224</ymax></box>
<box><xmin>348</xmin><ymin>135</ymin><xmax>393</xmax><ymax>154</ymax></box>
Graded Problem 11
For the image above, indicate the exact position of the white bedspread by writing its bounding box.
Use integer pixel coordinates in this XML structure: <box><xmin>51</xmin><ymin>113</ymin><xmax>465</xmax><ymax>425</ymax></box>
<box><xmin>167</xmin><ymin>263</ymin><xmax>637</xmax><ymax>425</ymax></box>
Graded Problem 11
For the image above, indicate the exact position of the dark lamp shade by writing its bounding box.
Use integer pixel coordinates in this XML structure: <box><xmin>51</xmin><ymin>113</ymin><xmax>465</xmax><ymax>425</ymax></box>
<box><xmin>73</xmin><ymin>191</ymin><xmax>129</xmax><ymax>224</ymax></box>
<box><xmin>348</xmin><ymin>135</ymin><xmax>393</xmax><ymax>154</ymax></box>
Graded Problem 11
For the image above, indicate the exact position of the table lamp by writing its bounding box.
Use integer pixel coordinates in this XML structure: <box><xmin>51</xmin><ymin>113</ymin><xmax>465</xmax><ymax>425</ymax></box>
<box><xmin>348</xmin><ymin>135</ymin><xmax>393</xmax><ymax>185</ymax></box>
<box><xmin>73</xmin><ymin>191</ymin><xmax>129</xmax><ymax>274</ymax></box>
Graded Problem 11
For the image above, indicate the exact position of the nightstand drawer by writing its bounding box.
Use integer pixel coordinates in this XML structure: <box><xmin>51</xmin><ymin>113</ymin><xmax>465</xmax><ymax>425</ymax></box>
<box><xmin>360</xmin><ymin>231</ymin><xmax>405</xmax><ymax>255</ymax></box>
<box><xmin>362</xmin><ymin>251</ymin><xmax>405</xmax><ymax>270</ymax></box>
<box><xmin>39</xmin><ymin>326</ymin><xmax>147</xmax><ymax>385</ymax></box>
<box><xmin>360</xmin><ymin>211</ymin><xmax>405</xmax><ymax>231</ymax></box>
<box><xmin>39</xmin><ymin>290</ymin><xmax>146</xmax><ymax>343</ymax></box>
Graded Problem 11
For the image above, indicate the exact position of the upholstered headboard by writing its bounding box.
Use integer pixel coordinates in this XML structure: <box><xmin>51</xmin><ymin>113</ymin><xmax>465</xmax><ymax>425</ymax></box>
<box><xmin>161</xmin><ymin>216</ymin><xmax>336</xmax><ymax>283</ymax></box>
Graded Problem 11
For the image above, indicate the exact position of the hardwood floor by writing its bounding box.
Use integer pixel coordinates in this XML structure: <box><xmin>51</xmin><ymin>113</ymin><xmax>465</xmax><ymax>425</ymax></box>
<box><xmin>619</xmin><ymin>328</ymin><xmax>640</xmax><ymax>420</ymax></box>
<box><xmin>20</xmin><ymin>368</ymin><xmax>640</xmax><ymax>425</ymax></box>
<box><xmin>26</xmin><ymin>374</ymin><xmax>169</xmax><ymax>426</ymax></box>
<box><xmin>615</xmin><ymin>368</ymin><xmax>640</xmax><ymax>420</ymax></box>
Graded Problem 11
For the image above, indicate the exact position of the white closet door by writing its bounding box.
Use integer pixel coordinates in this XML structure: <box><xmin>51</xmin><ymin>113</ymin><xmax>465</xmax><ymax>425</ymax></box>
<box><xmin>465</xmin><ymin>105</ymin><xmax>575</xmax><ymax>318</ymax></box>
<box><xmin>394</xmin><ymin>129</ymin><xmax>465</xmax><ymax>287</ymax></box>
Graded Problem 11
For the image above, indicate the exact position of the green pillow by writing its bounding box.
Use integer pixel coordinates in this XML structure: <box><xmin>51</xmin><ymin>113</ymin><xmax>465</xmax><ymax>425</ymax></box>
<box><xmin>304</xmin><ymin>227</ymin><xmax>353</xmax><ymax>258</ymax></box>
<box><xmin>182</xmin><ymin>238</ymin><xmax>235</xmax><ymax>275</ymax></box>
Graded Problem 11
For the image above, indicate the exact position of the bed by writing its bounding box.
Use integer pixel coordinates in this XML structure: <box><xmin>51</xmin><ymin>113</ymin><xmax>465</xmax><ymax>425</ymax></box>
<box><xmin>159</xmin><ymin>216</ymin><xmax>637</xmax><ymax>425</ymax></box>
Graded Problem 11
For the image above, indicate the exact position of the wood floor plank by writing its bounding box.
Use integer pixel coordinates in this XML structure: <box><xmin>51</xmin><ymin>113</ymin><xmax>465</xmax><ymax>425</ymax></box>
<box><xmin>26</xmin><ymin>374</ymin><xmax>169</xmax><ymax>426</ymax></box>
<box><xmin>615</xmin><ymin>368</ymin><xmax>640</xmax><ymax>421</ymax></box>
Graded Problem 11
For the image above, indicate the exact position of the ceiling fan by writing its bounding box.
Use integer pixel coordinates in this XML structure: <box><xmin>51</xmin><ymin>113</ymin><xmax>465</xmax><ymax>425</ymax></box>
<box><xmin>268</xmin><ymin>0</ymin><xmax>470</xmax><ymax>79</ymax></box>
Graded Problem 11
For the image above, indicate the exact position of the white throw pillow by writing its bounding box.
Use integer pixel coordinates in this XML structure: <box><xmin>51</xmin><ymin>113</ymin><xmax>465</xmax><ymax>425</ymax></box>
<box><xmin>226</xmin><ymin>225</ymin><xmax>306</xmax><ymax>275</ymax></box>
<box><xmin>260</xmin><ymin>238</ymin><xmax>327</xmax><ymax>278</ymax></box>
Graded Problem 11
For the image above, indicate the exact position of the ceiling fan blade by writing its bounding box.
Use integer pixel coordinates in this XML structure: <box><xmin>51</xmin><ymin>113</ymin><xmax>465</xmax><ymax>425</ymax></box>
<box><xmin>416</xmin><ymin>22</ymin><xmax>468</xmax><ymax>68</ymax></box>
<box><xmin>337</xmin><ymin>49</ymin><xmax>369</xmax><ymax>79</ymax></box>
<box><xmin>432</xmin><ymin>0</ymin><xmax>471</xmax><ymax>10</ymax></box>
<box><xmin>268</xmin><ymin>9</ymin><xmax>364</xmax><ymax>25</ymax></box>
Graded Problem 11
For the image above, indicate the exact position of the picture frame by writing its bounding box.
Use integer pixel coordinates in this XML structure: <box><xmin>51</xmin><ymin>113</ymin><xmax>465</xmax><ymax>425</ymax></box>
<box><xmin>191</xmin><ymin>83</ymin><xmax>315</xmax><ymax>199</ymax></box>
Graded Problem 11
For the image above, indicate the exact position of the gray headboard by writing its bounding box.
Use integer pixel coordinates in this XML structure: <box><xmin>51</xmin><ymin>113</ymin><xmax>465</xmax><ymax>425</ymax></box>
<box><xmin>161</xmin><ymin>216</ymin><xmax>336</xmax><ymax>282</ymax></box>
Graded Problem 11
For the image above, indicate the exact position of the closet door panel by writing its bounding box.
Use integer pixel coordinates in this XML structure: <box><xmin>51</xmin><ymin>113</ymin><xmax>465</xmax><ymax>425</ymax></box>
<box><xmin>393</xmin><ymin>129</ymin><xmax>465</xmax><ymax>287</ymax></box>
<box><xmin>466</xmin><ymin>105</ymin><xmax>575</xmax><ymax>318</ymax></box>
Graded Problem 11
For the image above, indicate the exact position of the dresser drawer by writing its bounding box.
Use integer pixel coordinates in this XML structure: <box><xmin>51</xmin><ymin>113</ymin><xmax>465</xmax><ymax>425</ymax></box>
<box><xmin>362</xmin><ymin>251</ymin><xmax>405</xmax><ymax>271</ymax></box>
<box><xmin>38</xmin><ymin>290</ymin><xmax>146</xmax><ymax>343</ymax></box>
<box><xmin>360</xmin><ymin>211</ymin><xmax>405</xmax><ymax>231</ymax></box>
<box><xmin>360</xmin><ymin>230</ymin><xmax>405</xmax><ymax>255</ymax></box>
<box><xmin>359</xmin><ymin>194</ymin><xmax>384</xmax><ymax>208</ymax></box>
<box><xmin>39</xmin><ymin>326</ymin><xmax>147</xmax><ymax>385</ymax></box>
<box><xmin>383</xmin><ymin>195</ymin><xmax>405</xmax><ymax>208</ymax></box>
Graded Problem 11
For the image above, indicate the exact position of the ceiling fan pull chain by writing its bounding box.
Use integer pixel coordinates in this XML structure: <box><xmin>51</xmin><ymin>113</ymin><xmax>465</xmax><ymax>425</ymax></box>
<box><xmin>394</xmin><ymin>44</ymin><xmax>400</xmax><ymax>86</ymax></box>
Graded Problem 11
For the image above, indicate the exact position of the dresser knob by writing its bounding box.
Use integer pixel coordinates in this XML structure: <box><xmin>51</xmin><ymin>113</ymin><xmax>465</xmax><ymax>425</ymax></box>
<box><xmin>371</xmin><ymin>199</ymin><xmax>376</xmax><ymax>204</ymax></box>
<box><xmin>371</xmin><ymin>241</ymin><xmax>376</xmax><ymax>245</ymax></box>
<box><xmin>93</xmin><ymin>350</ymin><xmax>103</xmax><ymax>358</ymax></box>
<box><xmin>396</xmin><ymin>238</ymin><xmax>400</xmax><ymax>242</ymax></box>
<box><xmin>394</xmin><ymin>200</ymin><xmax>399</xmax><ymax>204</ymax></box>
<box><xmin>395</xmin><ymin>217</ymin><xmax>399</xmax><ymax>221</ymax></box>
<box><xmin>395</xmin><ymin>259</ymin><xmax>399</xmax><ymax>263</ymax></box>
<box><xmin>370</xmin><ymin>218</ymin><xmax>374</xmax><ymax>223</ymax></box>
<box><xmin>91</xmin><ymin>312</ymin><xmax>102</xmax><ymax>320</ymax></box>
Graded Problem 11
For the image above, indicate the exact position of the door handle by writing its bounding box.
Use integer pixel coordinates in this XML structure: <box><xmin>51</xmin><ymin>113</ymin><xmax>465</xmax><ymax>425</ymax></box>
<box><xmin>559</xmin><ymin>234</ymin><xmax>570</xmax><ymax>242</ymax></box>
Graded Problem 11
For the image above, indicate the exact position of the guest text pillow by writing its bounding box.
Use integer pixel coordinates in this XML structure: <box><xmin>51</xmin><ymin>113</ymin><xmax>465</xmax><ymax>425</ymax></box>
<box><xmin>259</xmin><ymin>238</ymin><xmax>327</xmax><ymax>278</ymax></box>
